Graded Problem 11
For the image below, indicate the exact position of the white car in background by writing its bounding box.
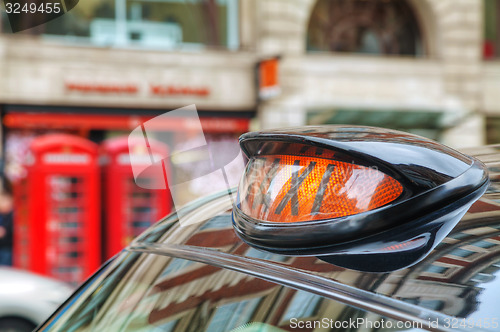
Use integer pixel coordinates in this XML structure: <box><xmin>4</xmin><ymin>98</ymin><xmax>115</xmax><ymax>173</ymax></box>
<box><xmin>0</xmin><ymin>267</ymin><xmax>73</xmax><ymax>332</ymax></box>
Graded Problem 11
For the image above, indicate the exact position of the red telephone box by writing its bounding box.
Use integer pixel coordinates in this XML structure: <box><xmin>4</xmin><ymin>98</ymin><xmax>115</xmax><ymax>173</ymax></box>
<box><xmin>13</xmin><ymin>134</ymin><xmax>100</xmax><ymax>284</ymax></box>
<box><xmin>100</xmin><ymin>136</ymin><xmax>171</xmax><ymax>260</ymax></box>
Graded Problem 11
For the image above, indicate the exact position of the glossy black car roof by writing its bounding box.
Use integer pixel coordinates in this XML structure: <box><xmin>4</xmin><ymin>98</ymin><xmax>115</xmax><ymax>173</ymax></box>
<box><xmin>129</xmin><ymin>144</ymin><xmax>500</xmax><ymax>330</ymax></box>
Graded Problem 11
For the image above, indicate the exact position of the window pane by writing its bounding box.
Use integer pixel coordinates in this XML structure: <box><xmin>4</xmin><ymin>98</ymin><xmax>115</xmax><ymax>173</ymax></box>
<box><xmin>484</xmin><ymin>0</ymin><xmax>500</xmax><ymax>58</ymax></box>
<box><xmin>450</xmin><ymin>248</ymin><xmax>475</xmax><ymax>258</ymax></box>
<box><xmin>2</xmin><ymin>0</ymin><xmax>238</xmax><ymax>50</ymax></box>
<box><xmin>281</xmin><ymin>290</ymin><xmax>322</xmax><ymax>322</ymax></box>
<box><xmin>472</xmin><ymin>240</ymin><xmax>497</xmax><ymax>249</ymax></box>
<box><xmin>425</xmin><ymin>265</ymin><xmax>449</xmax><ymax>274</ymax></box>
<box><xmin>448</xmin><ymin>232</ymin><xmax>470</xmax><ymax>240</ymax></box>
<box><xmin>206</xmin><ymin>298</ymin><xmax>261</xmax><ymax>332</ymax></box>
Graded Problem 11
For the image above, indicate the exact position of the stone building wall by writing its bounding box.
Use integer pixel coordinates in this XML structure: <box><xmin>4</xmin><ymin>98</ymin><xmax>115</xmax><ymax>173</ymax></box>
<box><xmin>254</xmin><ymin>0</ymin><xmax>492</xmax><ymax>148</ymax></box>
<box><xmin>0</xmin><ymin>0</ymin><xmax>498</xmax><ymax>148</ymax></box>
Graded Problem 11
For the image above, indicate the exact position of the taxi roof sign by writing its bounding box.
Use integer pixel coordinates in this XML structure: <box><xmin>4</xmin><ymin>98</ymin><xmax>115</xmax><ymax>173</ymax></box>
<box><xmin>232</xmin><ymin>126</ymin><xmax>489</xmax><ymax>272</ymax></box>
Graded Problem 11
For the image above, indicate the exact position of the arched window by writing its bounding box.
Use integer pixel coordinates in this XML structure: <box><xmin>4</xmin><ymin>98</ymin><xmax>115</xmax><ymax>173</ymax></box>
<box><xmin>306</xmin><ymin>0</ymin><xmax>424</xmax><ymax>57</ymax></box>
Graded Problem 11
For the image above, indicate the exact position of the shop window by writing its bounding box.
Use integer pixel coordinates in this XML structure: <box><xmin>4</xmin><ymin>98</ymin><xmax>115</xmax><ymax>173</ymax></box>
<box><xmin>307</xmin><ymin>0</ymin><xmax>424</xmax><ymax>56</ymax></box>
<box><xmin>484</xmin><ymin>0</ymin><xmax>500</xmax><ymax>59</ymax></box>
<box><xmin>1</xmin><ymin>0</ymin><xmax>239</xmax><ymax>50</ymax></box>
<box><xmin>306</xmin><ymin>109</ymin><xmax>443</xmax><ymax>141</ymax></box>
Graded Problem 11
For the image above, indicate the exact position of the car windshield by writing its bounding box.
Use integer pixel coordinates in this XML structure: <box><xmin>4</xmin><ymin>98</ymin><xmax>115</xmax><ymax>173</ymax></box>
<box><xmin>39</xmin><ymin>250</ymin><xmax>426</xmax><ymax>332</ymax></box>
<box><xmin>37</xmin><ymin>186</ymin><xmax>500</xmax><ymax>332</ymax></box>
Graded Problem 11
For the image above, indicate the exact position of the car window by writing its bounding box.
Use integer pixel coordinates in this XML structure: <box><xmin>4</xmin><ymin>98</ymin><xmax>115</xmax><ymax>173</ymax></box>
<box><xmin>39</xmin><ymin>251</ymin><xmax>425</xmax><ymax>332</ymax></box>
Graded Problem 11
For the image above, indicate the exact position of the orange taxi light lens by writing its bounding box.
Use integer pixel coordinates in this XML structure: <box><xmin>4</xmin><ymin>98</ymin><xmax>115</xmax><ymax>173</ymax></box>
<box><xmin>239</xmin><ymin>155</ymin><xmax>403</xmax><ymax>223</ymax></box>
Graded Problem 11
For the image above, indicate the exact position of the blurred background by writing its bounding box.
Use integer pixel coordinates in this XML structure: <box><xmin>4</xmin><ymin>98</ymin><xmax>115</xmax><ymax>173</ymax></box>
<box><xmin>0</xmin><ymin>0</ymin><xmax>497</xmax><ymax>285</ymax></box>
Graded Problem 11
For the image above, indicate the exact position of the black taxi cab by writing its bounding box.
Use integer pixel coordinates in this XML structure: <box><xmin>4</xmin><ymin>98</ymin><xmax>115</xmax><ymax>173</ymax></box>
<box><xmin>37</xmin><ymin>126</ymin><xmax>500</xmax><ymax>332</ymax></box>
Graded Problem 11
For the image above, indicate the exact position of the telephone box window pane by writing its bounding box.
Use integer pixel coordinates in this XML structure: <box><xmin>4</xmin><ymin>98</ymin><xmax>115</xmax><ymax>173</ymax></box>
<box><xmin>124</xmin><ymin>177</ymin><xmax>157</xmax><ymax>236</ymax></box>
<box><xmin>47</xmin><ymin>175</ymin><xmax>87</xmax><ymax>283</ymax></box>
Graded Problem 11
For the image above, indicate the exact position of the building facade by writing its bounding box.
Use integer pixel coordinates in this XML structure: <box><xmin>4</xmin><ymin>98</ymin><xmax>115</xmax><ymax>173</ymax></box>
<box><xmin>0</xmin><ymin>0</ymin><xmax>498</xmax><ymax>157</ymax></box>
<box><xmin>254</xmin><ymin>0</ymin><xmax>500</xmax><ymax>148</ymax></box>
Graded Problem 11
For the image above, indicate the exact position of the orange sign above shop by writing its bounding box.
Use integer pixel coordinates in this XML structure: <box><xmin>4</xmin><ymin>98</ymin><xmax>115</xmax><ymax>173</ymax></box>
<box><xmin>257</xmin><ymin>57</ymin><xmax>280</xmax><ymax>100</ymax></box>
